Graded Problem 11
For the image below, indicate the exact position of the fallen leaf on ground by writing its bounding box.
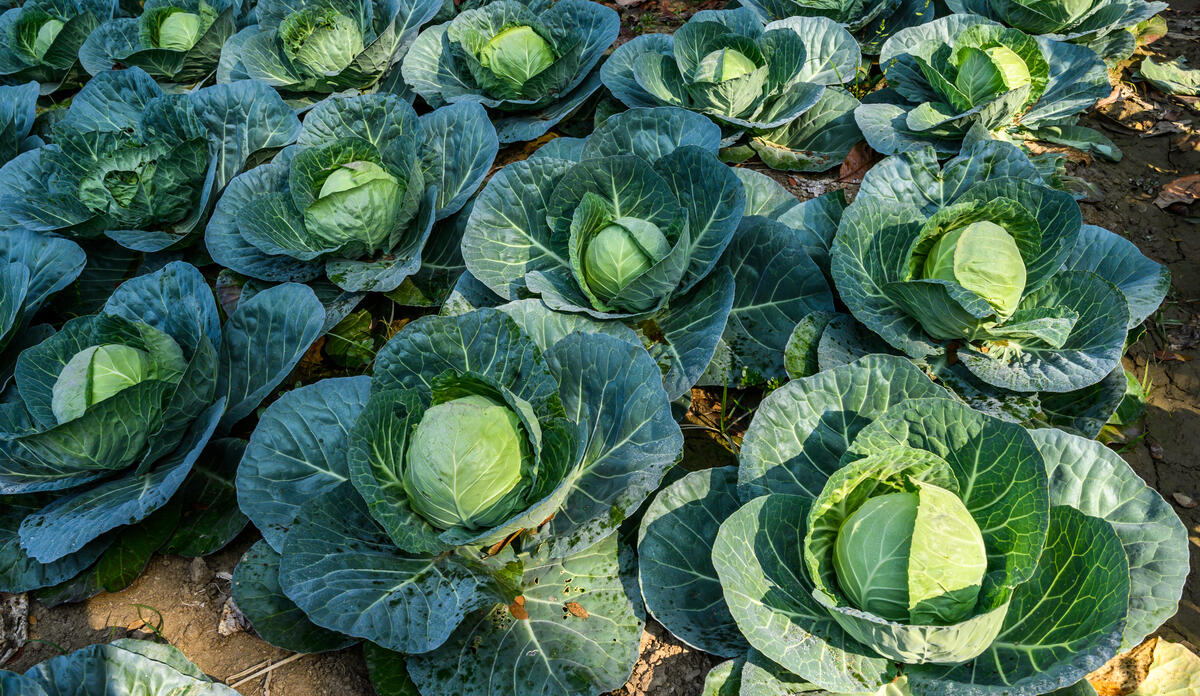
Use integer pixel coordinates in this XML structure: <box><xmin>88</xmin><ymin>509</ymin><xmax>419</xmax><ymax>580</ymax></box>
<box><xmin>1154</xmin><ymin>174</ymin><xmax>1200</xmax><ymax>212</ymax></box>
<box><xmin>837</xmin><ymin>141</ymin><xmax>881</xmax><ymax>183</ymax></box>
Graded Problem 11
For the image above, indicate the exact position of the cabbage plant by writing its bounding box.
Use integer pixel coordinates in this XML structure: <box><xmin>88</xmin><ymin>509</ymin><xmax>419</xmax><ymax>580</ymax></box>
<box><xmin>207</xmin><ymin>93</ymin><xmax>496</xmax><ymax>294</ymax></box>
<box><xmin>0</xmin><ymin>0</ymin><xmax>115</xmax><ymax>93</ymax></box>
<box><xmin>602</xmin><ymin>9</ymin><xmax>864</xmax><ymax>172</ymax></box>
<box><xmin>217</xmin><ymin>0</ymin><xmax>441</xmax><ymax>94</ymax></box>
<box><xmin>0</xmin><ymin>640</ymin><xmax>237</xmax><ymax>695</ymax></box>
<box><xmin>232</xmin><ymin>305</ymin><xmax>680</xmax><ymax>696</ymax></box>
<box><xmin>735</xmin><ymin>0</ymin><xmax>933</xmax><ymax>53</ymax></box>
<box><xmin>637</xmin><ymin>354</ymin><xmax>1187</xmax><ymax>696</ymax></box>
<box><xmin>831</xmin><ymin>139</ymin><xmax>1168</xmax><ymax>395</ymax></box>
<box><xmin>0</xmin><ymin>82</ymin><xmax>39</xmax><ymax>167</ymax></box>
<box><xmin>0</xmin><ymin>229</ymin><xmax>85</xmax><ymax>387</ymax></box>
<box><xmin>947</xmin><ymin>0</ymin><xmax>1166</xmax><ymax>62</ymax></box>
<box><xmin>854</xmin><ymin>15</ymin><xmax>1111</xmax><ymax>158</ymax></box>
<box><xmin>79</xmin><ymin>0</ymin><xmax>239</xmax><ymax>84</ymax></box>
<box><xmin>0</xmin><ymin>262</ymin><xmax>324</xmax><ymax>596</ymax></box>
<box><xmin>402</xmin><ymin>0</ymin><xmax>619</xmax><ymax>143</ymax></box>
<box><xmin>461</xmin><ymin>106</ymin><xmax>753</xmax><ymax>399</ymax></box>
<box><xmin>0</xmin><ymin>68</ymin><xmax>300</xmax><ymax>253</ymax></box>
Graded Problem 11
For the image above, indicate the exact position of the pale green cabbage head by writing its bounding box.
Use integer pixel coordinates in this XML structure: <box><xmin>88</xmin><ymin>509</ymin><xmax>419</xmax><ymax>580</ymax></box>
<box><xmin>402</xmin><ymin>394</ymin><xmax>532</xmax><ymax>531</ymax></box>
<box><xmin>833</xmin><ymin>482</ymin><xmax>987</xmax><ymax>625</ymax></box>
<box><xmin>583</xmin><ymin>218</ymin><xmax>671</xmax><ymax>304</ymax></box>
<box><xmin>922</xmin><ymin>220</ymin><xmax>1027</xmax><ymax>319</ymax></box>
<box><xmin>33</xmin><ymin>18</ymin><xmax>66</xmax><ymax>59</ymax></box>
<box><xmin>280</xmin><ymin>8</ymin><xmax>364</xmax><ymax>75</ymax></box>
<box><xmin>480</xmin><ymin>25</ymin><xmax>556</xmax><ymax>90</ymax></box>
<box><xmin>156</xmin><ymin>10</ymin><xmax>204</xmax><ymax>51</ymax></box>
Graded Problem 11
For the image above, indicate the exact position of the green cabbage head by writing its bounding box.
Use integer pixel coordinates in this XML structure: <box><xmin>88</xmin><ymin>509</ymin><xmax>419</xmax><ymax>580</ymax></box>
<box><xmin>833</xmin><ymin>483</ymin><xmax>987</xmax><ymax>625</ymax></box>
<box><xmin>279</xmin><ymin>7</ymin><xmax>364</xmax><ymax>75</ymax></box>
<box><xmin>50</xmin><ymin>339</ymin><xmax>185</xmax><ymax>424</ymax></box>
<box><xmin>479</xmin><ymin>25</ymin><xmax>556</xmax><ymax>91</ymax></box>
<box><xmin>33</xmin><ymin>18</ymin><xmax>66</xmax><ymax>58</ymax></box>
<box><xmin>402</xmin><ymin>393</ymin><xmax>532</xmax><ymax>531</ymax></box>
<box><xmin>147</xmin><ymin>5</ymin><xmax>217</xmax><ymax>51</ymax></box>
<box><xmin>304</xmin><ymin>153</ymin><xmax>405</xmax><ymax>255</ymax></box>
<box><xmin>920</xmin><ymin>220</ymin><xmax>1027</xmax><ymax>322</ymax></box>
<box><xmin>581</xmin><ymin>215</ymin><xmax>672</xmax><ymax>306</ymax></box>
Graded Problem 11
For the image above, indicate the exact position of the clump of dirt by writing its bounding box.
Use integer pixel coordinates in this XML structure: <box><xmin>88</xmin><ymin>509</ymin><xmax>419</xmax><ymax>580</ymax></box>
<box><xmin>608</xmin><ymin>621</ymin><xmax>719</xmax><ymax>696</ymax></box>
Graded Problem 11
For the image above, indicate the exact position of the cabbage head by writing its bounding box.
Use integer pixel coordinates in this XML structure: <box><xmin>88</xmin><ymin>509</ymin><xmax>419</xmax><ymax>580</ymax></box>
<box><xmin>602</xmin><ymin>9</ymin><xmax>864</xmax><ymax>172</ymax></box>
<box><xmin>0</xmin><ymin>0</ymin><xmax>115</xmax><ymax>93</ymax></box>
<box><xmin>79</xmin><ymin>0</ymin><xmax>237</xmax><ymax>84</ymax></box>
<box><xmin>948</xmin><ymin>0</ymin><xmax>1167</xmax><ymax>62</ymax></box>
<box><xmin>233</xmin><ymin>305</ymin><xmax>682</xmax><ymax>696</ymax></box>
<box><xmin>636</xmin><ymin>355</ymin><xmax>1188</xmax><ymax>696</ymax></box>
<box><xmin>207</xmin><ymin>93</ymin><xmax>498</xmax><ymax>293</ymax></box>
<box><xmin>217</xmin><ymin>0</ymin><xmax>442</xmax><ymax>94</ymax></box>
<box><xmin>832</xmin><ymin>138</ymin><xmax>1168</xmax><ymax>394</ymax></box>
<box><xmin>0</xmin><ymin>68</ymin><xmax>300</xmax><ymax>254</ymax></box>
<box><xmin>854</xmin><ymin>15</ymin><xmax>1111</xmax><ymax>158</ymax></box>
<box><xmin>402</xmin><ymin>0</ymin><xmax>619</xmax><ymax>143</ymax></box>
<box><xmin>0</xmin><ymin>262</ymin><xmax>324</xmax><ymax>596</ymax></box>
<box><xmin>461</xmin><ymin>106</ymin><xmax>750</xmax><ymax>399</ymax></box>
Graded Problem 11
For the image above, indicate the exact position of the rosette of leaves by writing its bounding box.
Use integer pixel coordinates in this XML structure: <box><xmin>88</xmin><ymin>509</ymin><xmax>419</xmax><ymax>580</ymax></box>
<box><xmin>0</xmin><ymin>0</ymin><xmax>115</xmax><ymax>93</ymax></box>
<box><xmin>231</xmin><ymin>304</ymin><xmax>680</xmax><ymax>696</ymax></box>
<box><xmin>734</xmin><ymin>0</ymin><xmax>935</xmax><ymax>53</ymax></box>
<box><xmin>0</xmin><ymin>67</ymin><xmax>300</xmax><ymax>254</ymax></box>
<box><xmin>217</xmin><ymin>0</ymin><xmax>441</xmax><ymax>94</ymax></box>
<box><xmin>830</xmin><ymin>138</ymin><xmax>1168</xmax><ymax>397</ymax></box>
<box><xmin>78</xmin><ymin>0</ymin><xmax>240</xmax><ymax>84</ymax></box>
<box><xmin>636</xmin><ymin>354</ymin><xmax>1187</xmax><ymax>696</ymax></box>
<box><xmin>206</xmin><ymin>92</ymin><xmax>497</xmax><ymax>294</ymax></box>
<box><xmin>459</xmin><ymin>106</ymin><xmax>749</xmax><ymax>399</ymax></box>
<box><xmin>402</xmin><ymin>0</ymin><xmax>619</xmax><ymax>143</ymax></box>
<box><xmin>0</xmin><ymin>262</ymin><xmax>324</xmax><ymax>598</ymax></box>
<box><xmin>854</xmin><ymin>15</ymin><xmax>1111</xmax><ymax>158</ymax></box>
<box><xmin>947</xmin><ymin>0</ymin><xmax>1167</xmax><ymax>62</ymax></box>
<box><xmin>0</xmin><ymin>229</ymin><xmax>85</xmax><ymax>387</ymax></box>
<box><xmin>0</xmin><ymin>639</ymin><xmax>238</xmax><ymax>695</ymax></box>
<box><xmin>602</xmin><ymin>9</ymin><xmax>863</xmax><ymax>172</ymax></box>
<box><xmin>0</xmin><ymin>82</ymin><xmax>40</xmax><ymax>168</ymax></box>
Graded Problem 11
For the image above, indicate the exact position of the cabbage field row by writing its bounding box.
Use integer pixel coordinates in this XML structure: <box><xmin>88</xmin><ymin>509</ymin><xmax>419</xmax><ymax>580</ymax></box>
<box><xmin>0</xmin><ymin>0</ymin><xmax>1193</xmax><ymax>694</ymax></box>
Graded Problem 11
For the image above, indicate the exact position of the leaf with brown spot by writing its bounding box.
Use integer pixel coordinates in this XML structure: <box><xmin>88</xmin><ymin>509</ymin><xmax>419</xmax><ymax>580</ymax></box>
<box><xmin>565</xmin><ymin>602</ymin><xmax>589</xmax><ymax>619</ymax></box>
<box><xmin>509</xmin><ymin>596</ymin><xmax>529</xmax><ymax>620</ymax></box>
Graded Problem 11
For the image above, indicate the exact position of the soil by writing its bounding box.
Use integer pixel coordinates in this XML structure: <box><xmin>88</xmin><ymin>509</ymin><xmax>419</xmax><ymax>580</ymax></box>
<box><xmin>2</xmin><ymin>3</ymin><xmax>1199</xmax><ymax>696</ymax></box>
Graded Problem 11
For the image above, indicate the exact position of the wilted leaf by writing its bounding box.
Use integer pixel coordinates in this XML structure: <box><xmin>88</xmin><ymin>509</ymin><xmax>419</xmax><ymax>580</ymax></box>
<box><xmin>1155</xmin><ymin>175</ymin><xmax>1200</xmax><ymax>212</ymax></box>
<box><xmin>837</xmin><ymin>141</ymin><xmax>880</xmax><ymax>183</ymax></box>
<box><xmin>1132</xmin><ymin>639</ymin><xmax>1200</xmax><ymax>694</ymax></box>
